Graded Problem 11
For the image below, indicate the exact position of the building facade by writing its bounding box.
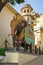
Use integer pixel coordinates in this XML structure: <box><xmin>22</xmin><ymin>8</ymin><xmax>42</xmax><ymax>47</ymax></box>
<box><xmin>37</xmin><ymin>14</ymin><xmax>43</xmax><ymax>48</ymax></box>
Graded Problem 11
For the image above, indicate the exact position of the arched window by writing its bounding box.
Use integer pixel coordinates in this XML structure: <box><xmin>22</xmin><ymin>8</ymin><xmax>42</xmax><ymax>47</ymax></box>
<box><xmin>24</xmin><ymin>9</ymin><xmax>26</xmax><ymax>13</ymax></box>
<box><xmin>27</xmin><ymin>9</ymin><xmax>29</xmax><ymax>13</ymax></box>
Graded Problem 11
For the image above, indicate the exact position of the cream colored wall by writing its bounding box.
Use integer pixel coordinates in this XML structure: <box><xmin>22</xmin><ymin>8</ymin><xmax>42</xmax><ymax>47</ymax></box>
<box><xmin>39</xmin><ymin>15</ymin><xmax>43</xmax><ymax>27</ymax></box>
<box><xmin>0</xmin><ymin>5</ymin><xmax>15</xmax><ymax>47</ymax></box>
<box><xmin>36</xmin><ymin>15</ymin><xmax>43</xmax><ymax>47</ymax></box>
<box><xmin>39</xmin><ymin>15</ymin><xmax>43</xmax><ymax>47</ymax></box>
<box><xmin>40</xmin><ymin>33</ymin><xmax>43</xmax><ymax>48</ymax></box>
<box><xmin>23</xmin><ymin>15</ymin><xmax>34</xmax><ymax>25</ymax></box>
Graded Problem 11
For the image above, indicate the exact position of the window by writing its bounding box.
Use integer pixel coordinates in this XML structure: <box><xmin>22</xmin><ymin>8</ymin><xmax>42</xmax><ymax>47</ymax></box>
<box><xmin>27</xmin><ymin>9</ymin><xmax>29</xmax><ymax>13</ymax></box>
<box><xmin>24</xmin><ymin>9</ymin><xmax>26</xmax><ymax>13</ymax></box>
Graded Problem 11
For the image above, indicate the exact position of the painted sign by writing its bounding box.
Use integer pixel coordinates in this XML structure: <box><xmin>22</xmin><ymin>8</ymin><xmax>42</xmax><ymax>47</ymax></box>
<box><xmin>25</xmin><ymin>27</ymin><xmax>35</xmax><ymax>44</ymax></box>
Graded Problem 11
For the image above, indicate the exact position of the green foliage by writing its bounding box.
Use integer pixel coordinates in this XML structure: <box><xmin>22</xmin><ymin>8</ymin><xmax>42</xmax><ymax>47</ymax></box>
<box><xmin>8</xmin><ymin>0</ymin><xmax>24</xmax><ymax>4</ymax></box>
<box><xmin>9</xmin><ymin>0</ymin><xmax>15</xmax><ymax>4</ymax></box>
<box><xmin>0</xmin><ymin>48</ymin><xmax>6</xmax><ymax>56</ymax></box>
<box><xmin>16</xmin><ymin>0</ymin><xmax>24</xmax><ymax>4</ymax></box>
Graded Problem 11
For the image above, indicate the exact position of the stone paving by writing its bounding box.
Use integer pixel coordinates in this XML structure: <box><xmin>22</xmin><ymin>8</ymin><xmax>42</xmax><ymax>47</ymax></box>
<box><xmin>23</xmin><ymin>55</ymin><xmax>43</xmax><ymax>65</ymax></box>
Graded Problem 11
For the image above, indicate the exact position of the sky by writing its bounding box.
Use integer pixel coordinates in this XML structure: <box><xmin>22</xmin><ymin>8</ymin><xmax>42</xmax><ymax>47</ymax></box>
<box><xmin>13</xmin><ymin>0</ymin><xmax>43</xmax><ymax>14</ymax></box>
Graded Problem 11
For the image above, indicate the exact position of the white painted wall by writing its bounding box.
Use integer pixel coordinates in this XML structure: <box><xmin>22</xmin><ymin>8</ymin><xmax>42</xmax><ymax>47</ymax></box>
<box><xmin>0</xmin><ymin>5</ymin><xmax>15</xmax><ymax>47</ymax></box>
<box><xmin>39</xmin><ymin>15</ymin><xmax>43</xmax><ymax>27</ymax></box>
<box><xmin>38</xmin><ymin>15</ymin><xmax>43</xmax><ymax>47</ymax></box>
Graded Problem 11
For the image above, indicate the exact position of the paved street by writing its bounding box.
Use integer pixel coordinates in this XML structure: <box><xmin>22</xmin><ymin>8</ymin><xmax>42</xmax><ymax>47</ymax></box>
<box><xmin>23</xmin><ymin>55</ymin><xmax>43</xmax><ymax>65</ymax></box>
